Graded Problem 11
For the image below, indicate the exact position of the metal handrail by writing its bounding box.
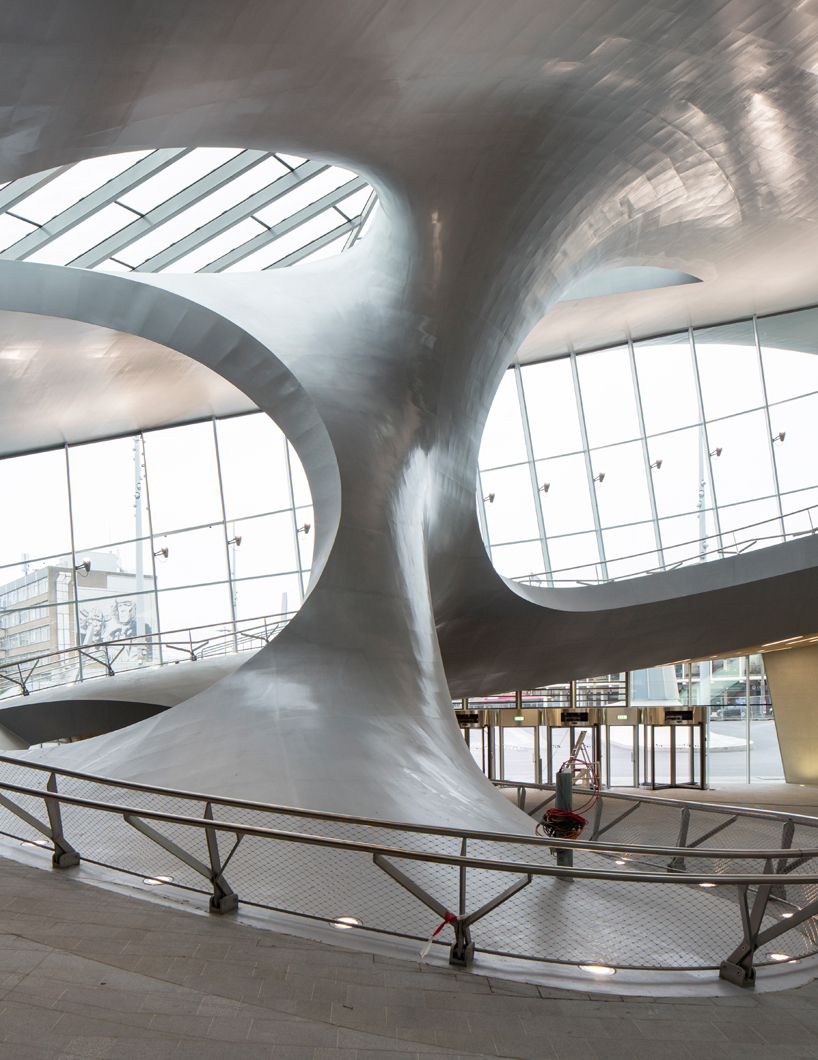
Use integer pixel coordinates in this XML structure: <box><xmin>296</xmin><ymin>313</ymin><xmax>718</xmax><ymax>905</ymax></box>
<box><xmin>0</xmin><ymin>609</ymin><xmax>297</xmax><ymax>697</ymax></box>
<box><xmin>0</xmin><ymin>775</ymin><xmax>815</xmax><ymax>884</ymax></box>
<box><xmin>512</xmin><ymin>500</ymin><xmax>818</xmax><ymax>587</ymax></box>
<box><xmin>0</xmin><ymin>753</ymin><xmax>813</xmax><ymax>862</ymax></box>
<box><xmin>1</xmin><ymin>755</ymin><xmax>817</xmax><ymax>983</ymax></box>
<box><xmin>492</xmin><ymin>779</ymin><xmax>818</xmax><ymax>828</ymax></box>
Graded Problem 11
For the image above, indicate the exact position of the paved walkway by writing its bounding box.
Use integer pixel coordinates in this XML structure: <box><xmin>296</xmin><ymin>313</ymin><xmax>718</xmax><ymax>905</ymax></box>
<box><xmin>1</xmin><ymin>854</ymin><xmax>817</xmax><ymax>1060</ymax></box>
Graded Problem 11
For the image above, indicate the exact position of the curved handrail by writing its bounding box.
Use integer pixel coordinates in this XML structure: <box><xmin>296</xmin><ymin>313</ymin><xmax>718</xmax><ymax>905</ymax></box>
<box><xmin>510</xmin><ymin>500</ymin><xmax>818</xmax><ymax>587</ymax></box>
<box><xmin>0</xmin><ymin>753</ymin><xmax>814</xmax><ymax>862</ymax></box>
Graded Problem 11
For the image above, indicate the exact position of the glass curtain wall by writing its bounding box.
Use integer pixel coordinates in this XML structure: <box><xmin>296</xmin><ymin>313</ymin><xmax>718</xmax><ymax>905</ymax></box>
<box><xmin>460</xmin><ymin>657</ymin><xmax>784</xmax><ymax>787</ymax></box>
<box><xmin>0</xmin><ymin>412</ymin><xmax>313</xmax><ymax>696</ymax></box>
<box><xmin>479</xmin><ymin>306</ymin><xmax>818</xmax><ymax>584</ymax></box>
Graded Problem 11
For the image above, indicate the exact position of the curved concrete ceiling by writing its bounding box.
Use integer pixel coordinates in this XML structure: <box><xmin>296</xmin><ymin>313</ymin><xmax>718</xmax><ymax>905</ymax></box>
<box><xmin>0</xmin><ymin>309</ymin><xmax>256</xmax><ymax>457</ymax></box>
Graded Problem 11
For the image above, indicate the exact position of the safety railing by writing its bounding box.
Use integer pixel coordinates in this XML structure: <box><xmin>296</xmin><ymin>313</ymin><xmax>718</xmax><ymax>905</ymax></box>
<box><xmin>0</xmin><ymin>610</ymin><xmax>297</xmax><ymax>700</ymax></box>
<box><xmin>512</xmin><ymin>500</ymin><xmax>818</xmax><ymax>587</ymax></box>
<box><xmin>0</xmin><ymin>756</ymin><xmax>817</xmax><ymax>986</ymax></box>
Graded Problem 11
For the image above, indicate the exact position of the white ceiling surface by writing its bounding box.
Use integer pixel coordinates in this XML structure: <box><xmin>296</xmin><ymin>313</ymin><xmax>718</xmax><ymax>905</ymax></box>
<box><xmin>0</xmin><ymin>310</ymin><xmax>256</xmax><ymax>457</ymax></box>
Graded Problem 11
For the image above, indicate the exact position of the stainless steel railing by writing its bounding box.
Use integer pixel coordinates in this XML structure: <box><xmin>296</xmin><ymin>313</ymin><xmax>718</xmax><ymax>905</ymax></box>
<box><xmin>0</xmin><ymin>754</ymin><xmax>816</xmax><ymax>985</ymax></box>
<box><xmin>0</xmin><ymin>610</ymin><xmax>297</xmax><ymax>699</ymax></box>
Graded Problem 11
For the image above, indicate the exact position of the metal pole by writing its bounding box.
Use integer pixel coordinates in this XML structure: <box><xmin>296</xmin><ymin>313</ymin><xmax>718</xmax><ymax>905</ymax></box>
<box><xmin>140</xmin><ymin>432</ymin><xmax>163</xmax><ymax>665</ymax></box>
<box><xmin>514</xmin><ymin>364</ymin><xmax>553</xmax><ymax>584</ymax></box>
<box><xmin>628</xmin><ymin>339</ymin><xmax>664</xmax><ymax>568</ymax></box>
<box><xmin>133</xmin><ymin>437</ymin><xmax>145</xmax><ymax>637</ymax></box>
<box><xmin>753</xmin><ymin>315</ymin><xmax>785</xmax><ymax>539</ymax></box>
<box><xmin>689</xmin><ymin>327</ymin><xmax>723</xmax><ymax>553</ymax></box>
<box><xmin>284</xmin><ymin>437</ymin><xmax>306</xmax><ymax>602</ymax></box>
<box><xmin>63</xmin><ymin>446</ymin><xmax>83</xmax><ymax>682</ymax></box>
<box><xmin>570</xmin><ymin>351</ymin><xmax>608</xmax><ymax>579</ymax></box>
<box><xmin>746</xmin><ymin>655</ymin><xmax>752</xmax><ymax>784</ymax></box>
<box><xmin>212</xmin><ymin>419</ymin><xmax>238</xmax><ymax>651</ymax></box>
<box><xmin>555</xmin><ymin>768</ymin><xmax>573</xmax><ymax>867</ymax></box>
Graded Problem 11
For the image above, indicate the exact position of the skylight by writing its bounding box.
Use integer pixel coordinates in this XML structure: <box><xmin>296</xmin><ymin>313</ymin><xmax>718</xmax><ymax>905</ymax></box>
<box><xmin>0</xmin><ymin>148</ymin><xmax>378</xmax><ymax>273</ymax></box>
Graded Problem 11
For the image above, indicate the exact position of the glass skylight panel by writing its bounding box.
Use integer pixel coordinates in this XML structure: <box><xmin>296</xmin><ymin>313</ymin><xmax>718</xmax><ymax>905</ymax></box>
<box><xmin>223</xmin><ymin>210</ymin><xmax>344</xmax><ymax>272</ymax></box>
<box><xmin>333</xmin><ymin>186</ymin><xmax>371</xmax><ymax>218</ymax></box>
<box><xmin>253</xmin><ymin>167</ymin><xmax>357</xmax><ymax>229</ymax></box>
<box><xmin>116</xmin><ymin>155</ymin><xmax>290</xmax><ymax>266</ymax></box>
<box><xmin>162</xmin><ymin>216</ymin><xmax>267</xmax><ymax>273</ymax></box>
<box><xmin>0</xmin><ymin>213</ymin><xmax>37</xmax><ymax>251</ymax></box>
<box><xmin>26</xmin><ymin>203</ymin><xmax>137</xmax><ymax>266</ymax></box>
<box><xmin>118</xmin><ymin>148</ymin><xmax>244</xmax><ymax>214</ymax></box>
<box><xmin>12</xmin><ymin>151</ymin><xmax>152</xmax><ymax>224</ymax></box>
<box><xmin>301</xmin><ymin>234</ymin><xmax>348</xmax><ymax>263</ymax></box>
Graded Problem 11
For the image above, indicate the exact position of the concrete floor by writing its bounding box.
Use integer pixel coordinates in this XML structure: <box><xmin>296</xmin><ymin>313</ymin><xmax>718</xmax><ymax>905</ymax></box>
<box><xmin>2</xmin><ymin>856</ymin><xmax>818</xmax><ymax>1059</ymax></box>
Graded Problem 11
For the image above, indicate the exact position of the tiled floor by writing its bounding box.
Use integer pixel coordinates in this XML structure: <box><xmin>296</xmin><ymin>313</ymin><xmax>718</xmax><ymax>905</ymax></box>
<box><xmin>1</xmin><ymin>854</ymin><xmax>817</xmax><ymax>1060</ymax></box>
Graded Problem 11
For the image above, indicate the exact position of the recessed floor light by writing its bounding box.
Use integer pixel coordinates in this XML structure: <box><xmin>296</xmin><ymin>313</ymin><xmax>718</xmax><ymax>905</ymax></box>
<box><xmin>699</xmin><ymin>882</ymin><xmax>717</xmax><ymax>888</ymax></box>
<box><xmin>21</xmin><ymin>840</ymin><xmax>49</xmax><ymax>849</ymax></box>
<box><xmin>142</xmin><ymin>875</ymin><xmax>174</xmax><ymax>885</ymax></box>
<box><xmin>579</xmin><ymin>964</ymin><xmax>616</xmax><ymax>976</ymax></box>
<box><xmin>769</xmin><ymin>953</ymin><xmax>791</xmax><ymax>962</ymax></box>
<box><xmin>615</xmin><ymin>860</ymin><xmax>626</xmax><ymax>865</ymax></box>
<box><xmin>780</xmin><ymin>912</ymin><xmax>794</xmax><ymax>918</ymax></box>
<box><xmin>332</xmin><ymin>916</ymin><xmax>362</xmax><ymax>930</ymax></box>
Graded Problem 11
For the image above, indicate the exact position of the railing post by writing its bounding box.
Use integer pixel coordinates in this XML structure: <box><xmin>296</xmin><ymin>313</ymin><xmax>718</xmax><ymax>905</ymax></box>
<box><xmin>203</xmin><ymin>802</ymin><xmax>239</xmax><ymax>914</ymax></box>
<box><xmin>44</xmin><ymin>773</ymin><xmax>80</xmax><ymax>869</ymax></box>
<box><xmin>450</xmin><ymin>838</ymin><xmax>475</xmax><ymax>967</ymax></box>
<box><xmin>720</xmin><ymin>859</ymin><xmax>774</xmax><ymax>987</ymax></box>
<box><xmin>555</xmin><ymin>768</ymin><xmax>573</xmax><ymax>868</ymax></box>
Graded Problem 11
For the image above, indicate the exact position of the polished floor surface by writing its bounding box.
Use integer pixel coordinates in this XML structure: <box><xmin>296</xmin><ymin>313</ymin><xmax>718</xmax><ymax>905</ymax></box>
<box><xmin>2</xmin><ymin>855</ymin><xmax>818</xmax><ymax>1060</ymax></box>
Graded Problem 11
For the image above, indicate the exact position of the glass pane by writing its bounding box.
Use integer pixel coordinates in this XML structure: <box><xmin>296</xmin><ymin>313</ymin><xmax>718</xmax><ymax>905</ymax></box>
<box><xmin>0</xmin><ymin>213</ymin><xmax>37</xmax><ymax>250</ymax></box>
<box><xmin>13</xmin><ymin>152</ymin><xmax>152</xmax><ymax>224</ymax></box>
<box><xmin>233</xmin><ymin>572</ymin><xmax>302</xmax><ymax>623</ymax></box>
<box><xmin>295</xmin><ymin>504</ymin><xmax>315</xmax><ymax>577</ymax></box>
<box><xmin>76</xmin><ymin>585</ymin><xmax>157</xmax><ymax>646</ymax></box>
<box><xmin>781</xmin><ymin>487</ymin><xmax>818</xmax><ymax>538</ymax></box>
<box><xmin>502</xmin><ymin>727</ymin><xmax>536</xmax><ymax>782</ymax></box>
<box><xmin>118</xmin><ymin>148</ymin><xmax>244</xmax><ymax>214</ymax></box>
<box><xmin>480</xmin><ymin>464</ymin><xmax>539</xmax><ymax>544</ymax></box>
<box><xmin>758</xmin><ymin>307</ymin><xmax>818</xmax><ymax>404</ymax></box>
<box><xmin>215</xmin><ymin>414</ymin><xmax>291</xmax><ymax>519</ymax></box>
<box><xmin>717</xmin><ymin>499</ymin><xmax>781</xmax><ymax>548</ymax></box>
<box><xmin>705</xmin><ymin>657</ymin><xmax>749</xmax><ymax>784</ymax></box>
<box><xmin>770</xmin><ymin>392</ymin><xmax>818</xmax><ymax>493</ymax></box>
<box><xmin>479</xmin><ymin>371</ymin><xmax>527</xmax><ymax>469</ymax></box>
<box><xmin>547</xmin><ymin>532</ymin><xmax>601</xmax><ymax>584</ymax></box>
<box><xmin>164</xmin><ymin>216</ymin><xmax>267</xmax><ymax>273</ymax></box>
<box><xmin>603</xmin><ymin>523</ymin><xmax>658</xmax><ymax>578</ymax></box>
<box><xmin>521</xmin><ymin>358</ymin><xmax>583</xmax><ymax>458</ymax></box>
<box><xmin>648</xmin><ymin>426</ymin><xmax>711</xmax><ymax>519</ymax></box>
<box><xmin>659</xmin><ymin>511</ymin><xmax>719</xmax><ymax>567</ymax></box>
<box><xmin>0</xmin><ymin>450</ymin><xmax>72</xmax><ymax>569</ymax></box>
<box><xmin>155</xmin><ymin>583</ymin><xmax>233</xmax><ymax>634</ymax></box>
<box><xmin>143</xmin><ymin>422</ymin><xmax>223</xmax><ymax>533</ymax></box>
<box><xmin>68</xmin><ymin>435</ymin><xmax>149</xmax><ymax>549</ymax></box>
<box><xmin>27</xmin><ymin>202</ymin><xmax>136</xmax><ymax>265</ymax></box>
<box><xmin>220</xmin><ymin>209</ymin><xmax>344</xmax><ymax>272</ymax></box>
<box><xmin>592</xmin><ymin>441</ymin><xmax>652</xmax><ymax>527</ymax></box>
<box><xmin>254</xmin><ymin>167</ymin><xmax>357</xmax><ymax>227</ymax></box>
<box><xmin>634</xmin><ymin>333</ymin><xmax>699</xmax><ymax>435</ymax></box>
<box><xmin>287</xmin><ymin>443</ymin><xmax>311</xmax><ymax>508</ymax></box>
<box><xmin>226</xmin><ymin>512</ymin><xmax>297</xmax><ymax>582</ymax></box>
<box><xmin>489</xmin><ymin>540</ymin><xmax>543</xmax><ymax>580</ymax></box>
<box><xmin>576</xmin><ymin>346</ymin><xmax>640</xmax><ymax>447</ymax></box>
<box><xmin>536</xmin><ymin>453</ymin><xmax>594</xmax><ymax>536</ymax></box>
<box><xmin>694</xmin><ymin>320</ymin><xmax>764</xmax><ymax>419</ymax></box>
<box><xmin>149</xmin><ymin>525</ymin><xmax>228</xmax><ymax>595</ymax></box>
<box><xmin>707</xmin><ymin>409</ymin><xmax>775</xmax><ymax>506</ymax></box>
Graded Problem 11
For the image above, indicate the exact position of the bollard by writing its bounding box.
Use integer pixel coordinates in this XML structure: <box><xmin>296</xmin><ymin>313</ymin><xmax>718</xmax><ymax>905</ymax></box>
<box><xmin>555</xmin><ymin>767</ymin><xmax>573</xmax><ymax>868</ymax></box>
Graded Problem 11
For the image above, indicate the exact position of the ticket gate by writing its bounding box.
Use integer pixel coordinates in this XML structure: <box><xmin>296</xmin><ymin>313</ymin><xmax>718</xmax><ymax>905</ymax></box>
<box><xmin>541</xmin><ymin>707</ymin><xmax>603</xmax><ymax>784</ymax></box>
<box><xmin>642</xmin><ymin>705</ymin><xmax>706</xmax><ymax>789</ymax></box>
<box><xmin>603</xmin><ymin>705</ymin><xmax>641</xmax><ymax>788</ymax></box>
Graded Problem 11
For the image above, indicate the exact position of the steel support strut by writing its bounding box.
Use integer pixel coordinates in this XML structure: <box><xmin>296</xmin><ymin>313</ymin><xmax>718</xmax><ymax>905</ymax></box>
<box><xmin>124</xmin><ymin>802</ymin><xmax>241</xmax><ymax>914</ymax></box>
<box><xmin>0</xmin><ymin>772</ymin><xmax>79</xmax><ymax>868</ymax></box>
<box><xmin>373</xmin><ymin>850</ymin><xmax>530</xmax><ymax>967</ymax></box>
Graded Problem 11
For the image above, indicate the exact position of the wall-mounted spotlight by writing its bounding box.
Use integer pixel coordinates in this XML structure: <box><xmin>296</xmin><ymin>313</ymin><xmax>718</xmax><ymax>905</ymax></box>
<box><xmin>593</xmin><ymin>472</ymin><xmax>605</xmax><ymax>484</ymax></box>
<box><xmin>650</xmin><ymin>459</ymin><xmax>662</xmax><ymax>471</ymax></box>
<box><xmin>483</xmin><ymin>493</ymin><xmax>495</xmax><ymax>504</ymax></box>
<box><xmin>74</xmin><ymin>558</ymin><xmax>91</xmax><ymax>576</ymax></box>
<box><xmin>539</xmin><ymin>483</ymin><xmax>551</xmax><ymax>494</ymax></box>
<box><xmin>154</xmin><ymin>546</ymin><xmax>169</xmax><ymax>559</ymax></box>
<box><xmin>297</xmin><ymin>523</ymin><xmax>311</xmax><ymax>536</ymax></box>
<box><xmin>710</xmin><ymin>447</ymin><xmax>723</xmax><ymax>458</ymax></box>
<box><xmin>773</xmin><ymin>431</ymin><xmax>786</xmax><ymax>444</ymax></box>
<box><xmin>227</xmin><ymin>535</ymin><xmax>242</xmax><ymax>547</ymax></box>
